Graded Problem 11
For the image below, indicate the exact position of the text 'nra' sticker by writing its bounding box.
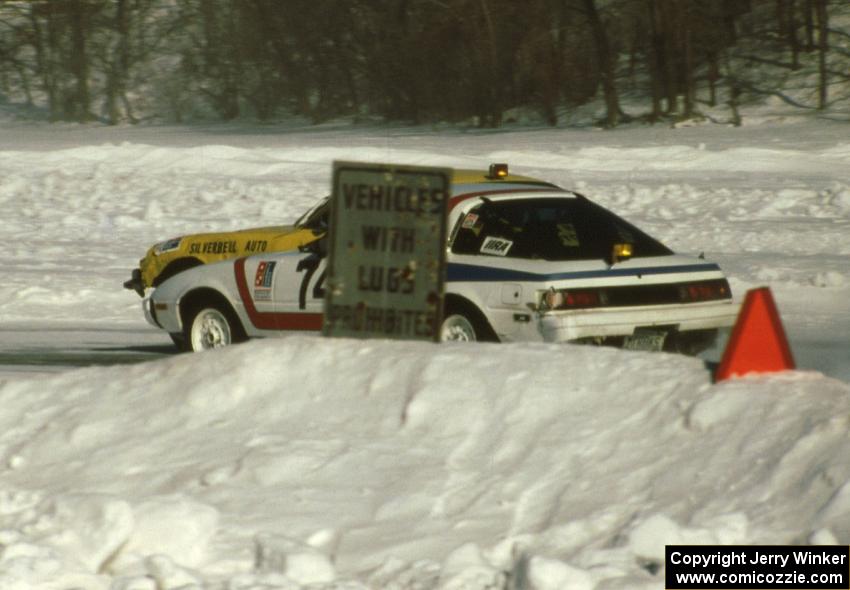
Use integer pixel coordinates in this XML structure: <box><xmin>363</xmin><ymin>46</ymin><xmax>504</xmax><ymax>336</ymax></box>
<box><xmin>462</xmin><ymin>213</ymin><xmax>479</xmax><ymax>229</ymax></box>
<box><xmin>480</xmin><ymin>236</ymin><xmax>513</xmax><ymax>257</ymax></box>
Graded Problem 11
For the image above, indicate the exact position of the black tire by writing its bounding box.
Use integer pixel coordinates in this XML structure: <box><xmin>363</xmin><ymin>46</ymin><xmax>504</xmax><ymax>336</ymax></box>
<box><xmin>182</xmin><ymin>302</ymin><xmax>246</xmax><ymax>352</ymax></box>
<box><xmin>169</xmin><ymin>332</ymin><xmax>187</xmax><ymax>352</ymax></box>
<box><xmin>666</xmin><ymin>328</ymin><xmax>719</xmax><ymax>356</ymax></box>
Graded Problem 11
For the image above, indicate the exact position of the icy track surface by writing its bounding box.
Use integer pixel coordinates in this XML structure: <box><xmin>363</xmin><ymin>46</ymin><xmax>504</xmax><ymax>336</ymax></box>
<box><xmin>0</xmin><ymin>119</ymin><xmax>848</xmax><ymax>588</ymax></box>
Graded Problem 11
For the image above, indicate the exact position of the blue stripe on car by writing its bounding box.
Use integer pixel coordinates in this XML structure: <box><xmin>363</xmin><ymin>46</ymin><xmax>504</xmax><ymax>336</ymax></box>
<box><xmin>446</xmin><ymin>263</ymin><xmax>721</xmax><ymax>283</ymax></box>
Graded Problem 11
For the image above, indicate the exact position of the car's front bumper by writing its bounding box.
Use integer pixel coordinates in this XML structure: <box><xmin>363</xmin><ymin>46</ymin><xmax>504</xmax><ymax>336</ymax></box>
<box><xmin>538</xmin><ymin>299</ymin><xmax>740</xmax><ymax>343</ymax></box>
<box><xmin>144</xmin><ymin>290</ymin><xmax>185</xmax><ymax>334</ymax></box>
<box><xmin>124</xmin><ymin>268</ymin><xmax>145</xmax><ymax>297</ymax></box>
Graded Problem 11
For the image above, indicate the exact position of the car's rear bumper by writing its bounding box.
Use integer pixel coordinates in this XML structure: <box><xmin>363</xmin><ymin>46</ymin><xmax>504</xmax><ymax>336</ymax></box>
<box><xmin>539</xmin><ymin>299</ymin><xmax>740</xmax><ymax>343</ymax></box>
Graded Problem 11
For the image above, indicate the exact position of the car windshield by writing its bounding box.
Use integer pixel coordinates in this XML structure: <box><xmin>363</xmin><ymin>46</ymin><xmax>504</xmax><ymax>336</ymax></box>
<box><xmin>294</xmin><ymin>197</ymin><xmax>330</xmax><ymax>231</ymax></box>
<box><xmin>450</xmin><ymin>197</ymin><xmax>672</xmax><ymax>261</ymax></box>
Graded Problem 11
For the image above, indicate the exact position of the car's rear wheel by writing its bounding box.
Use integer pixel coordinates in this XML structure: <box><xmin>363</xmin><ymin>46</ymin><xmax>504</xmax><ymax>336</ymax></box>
<box><xmin>439</xmin><ymin>299</ymin><xmax>499</xmax><ymax>343</ymax></box>
<box><xmin>440</xmin><ymin>313</ymin><xmax>480</xmax><ymax>342</ymax></box>
<box><xmin>184</xmin><ymin>304</ymin><xmax>241</xmax><ymax>352</ymax></box>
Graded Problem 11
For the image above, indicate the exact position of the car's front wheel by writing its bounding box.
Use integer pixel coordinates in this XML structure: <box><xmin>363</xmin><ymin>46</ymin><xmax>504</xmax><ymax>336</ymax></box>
<box><xmin>169</xmin><ymin>332</ymin><xmax>186</xmax><ymax>351</ymax></box>
<box><xmin>184</xmin><ymin>304</ymin><xmax>242</xmax><ymax>352</ymax></box>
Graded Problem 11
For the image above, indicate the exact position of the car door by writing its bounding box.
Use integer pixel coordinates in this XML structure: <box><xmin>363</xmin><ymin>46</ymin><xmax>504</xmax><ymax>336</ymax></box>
<box><xmin>232</xmin><ymin>250</ymin><xmax>323</xmax><ymax>335</ymax></box>
<box><xmin>234</xmin><ymin>255</ymin><xmax>280</xmax><ymax>336</ymax></box>
<box><xmin>269</xmin><ymin>249</ymin><xmax>326</xmax><ymax>333</ymax></box>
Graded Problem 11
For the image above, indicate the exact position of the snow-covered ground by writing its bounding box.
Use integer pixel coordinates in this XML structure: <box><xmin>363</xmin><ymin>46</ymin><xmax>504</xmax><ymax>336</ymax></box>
<box><xmin>0</xmin><ymin>117</ymin><xmax>848</xmax><ymax>589</ymax></box>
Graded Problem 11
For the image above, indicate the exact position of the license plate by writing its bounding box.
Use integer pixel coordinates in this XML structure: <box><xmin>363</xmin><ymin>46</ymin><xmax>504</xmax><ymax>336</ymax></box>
<box><xmin>623</xmin><ymin>330</ymin><xmax>667</xmax><ymax>352</ymax></box>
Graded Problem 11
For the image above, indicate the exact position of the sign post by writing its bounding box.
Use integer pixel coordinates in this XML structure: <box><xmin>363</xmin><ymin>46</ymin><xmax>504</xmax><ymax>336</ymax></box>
<box><xmin>323</xmin><ymin>162</ymin><xmax>451</xmax><ymax>342</ymax></box>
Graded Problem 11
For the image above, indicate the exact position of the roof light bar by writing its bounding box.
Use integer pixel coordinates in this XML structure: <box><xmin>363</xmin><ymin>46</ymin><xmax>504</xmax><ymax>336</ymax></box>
<box><xmin>488</xmin><ymin>163</ymin><xmax>509</xmax><ymax>179</ymax></box>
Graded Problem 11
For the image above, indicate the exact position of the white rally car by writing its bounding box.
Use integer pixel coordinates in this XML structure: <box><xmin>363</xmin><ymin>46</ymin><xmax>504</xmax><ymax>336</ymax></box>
<box><xmin>143</xmin><ymin>166</ymin><xmax>738</xmax><ymax>353</ymax></box>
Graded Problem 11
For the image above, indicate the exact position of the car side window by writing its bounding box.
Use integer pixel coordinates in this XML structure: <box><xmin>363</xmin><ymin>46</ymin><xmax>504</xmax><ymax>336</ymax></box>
<box><xmin>451</xmin><ymin>206</ymin><xmax>488</xmax><ymax>255</ymax></box>
<box><xmin>450</xmin><ymin>198</ymin><xmax>672</xmax><ymax>261</ymax></box>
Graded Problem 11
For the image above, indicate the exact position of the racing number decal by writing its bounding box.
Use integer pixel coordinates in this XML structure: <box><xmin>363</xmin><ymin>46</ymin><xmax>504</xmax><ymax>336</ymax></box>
<box><xmin>296</xmin><ymin>254</ymin><xmax>326</xmax><ymax>310</ymax></box>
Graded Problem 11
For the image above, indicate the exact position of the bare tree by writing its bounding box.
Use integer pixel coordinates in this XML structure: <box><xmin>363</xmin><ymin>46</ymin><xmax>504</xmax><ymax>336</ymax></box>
<box><xmin>0</xmin><ymin>0</ymin><xmax>843</xmax><ymax>126</ymax></box>
<box><xmin>583</xmin><ymin>0</ymin><xmax>621</xmax><ymax>127</ymax></box>
<box><xmin>814</xmin><ymin>0</ymin><xmax>828</xmax><ymax>109</ymax></box>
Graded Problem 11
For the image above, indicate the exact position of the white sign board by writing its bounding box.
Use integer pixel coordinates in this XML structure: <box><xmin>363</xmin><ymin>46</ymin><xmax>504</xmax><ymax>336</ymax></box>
<box><xmin>323</xmin><ymin>162</ymin><xmax>451</xmax><ymax>341</ymax></box>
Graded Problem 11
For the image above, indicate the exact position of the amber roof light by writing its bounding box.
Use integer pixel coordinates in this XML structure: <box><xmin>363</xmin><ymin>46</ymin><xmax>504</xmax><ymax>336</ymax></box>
<box><xmin>488</xmin><ymin>163</ymin><xmax>509</xmax><ymax>179</ymax></box>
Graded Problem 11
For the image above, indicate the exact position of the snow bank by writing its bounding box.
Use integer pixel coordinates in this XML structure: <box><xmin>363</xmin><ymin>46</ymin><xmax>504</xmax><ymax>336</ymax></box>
<box><xmin>0</xmin><ymin>337</ymin><xmax>848</xmax><ymax>588</ymax></box>
<box><xmin>0</xmin><ymin>120</ymin><xmax>848</xmax><ymax>587</ymax></box>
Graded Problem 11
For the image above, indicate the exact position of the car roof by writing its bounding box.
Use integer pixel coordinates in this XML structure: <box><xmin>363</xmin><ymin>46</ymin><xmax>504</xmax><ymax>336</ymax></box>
<box><xmin>296</xmin><ymin>168</ymin><xmax>572</xmax><ymax>225</ymax></box>
<box><xmin>449</xmin><ymin>169</ymin><xmax>570</xmax><ymax>210</ymax></box>
<box><xmin>451</xmin><ymin>168</ymin><xmax>560</xmax><ymax>188</ymax></box>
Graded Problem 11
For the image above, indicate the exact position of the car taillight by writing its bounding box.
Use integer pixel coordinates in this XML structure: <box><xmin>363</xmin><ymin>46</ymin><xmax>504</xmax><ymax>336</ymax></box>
<box><xmin>678</xmin><ymin>279</ymin><xmax>731</xmax><ymax>302</ymax></box>
<box><xmin>565</xmin><ymin>290</ymin><xmax>601</xmax><ymax>307</ymax></box>
<box><xmin>540</xmin><ymin>279</ymin><xmax>732</xmax><ymax>311</ymax></box>
<box><xmin>542</xmin><ymin>288</ymin><xmax>606</xmax><ymax>310</ymax></box>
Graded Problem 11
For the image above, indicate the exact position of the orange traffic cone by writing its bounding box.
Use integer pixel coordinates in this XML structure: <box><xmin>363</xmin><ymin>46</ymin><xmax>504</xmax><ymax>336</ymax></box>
<box><xmin>715</xmin><ymin>287</ymin><xmax>795</xmax><ymax>381</ymax></box>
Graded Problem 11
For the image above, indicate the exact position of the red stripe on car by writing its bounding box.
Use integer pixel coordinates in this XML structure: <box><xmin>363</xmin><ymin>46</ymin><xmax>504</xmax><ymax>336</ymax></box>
<box><xmin>234</xmin><ymin>258</ymin><xmax>323</xmax><ymax>331</ymax></box>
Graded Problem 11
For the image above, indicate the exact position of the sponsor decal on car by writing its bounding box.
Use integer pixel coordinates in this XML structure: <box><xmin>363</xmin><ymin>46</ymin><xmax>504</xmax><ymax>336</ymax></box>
<box><xmin>253</xmin><ymin>261</ymin><xmax>276</xmax><ymax>301</ymax></box>
<box><xmin>462</xmin><ymin>213</ymin><xmax>479</xmax><ymax>229</ymax></box>
<box><xmin>245</xmin><ymin>240</ymin><xmax>268</xmax><ymax>253</ymax></box>
<box><xmin>189</xmin><ymin>240</ymin><xmax>238</xmax><ymax>255</ymax></box>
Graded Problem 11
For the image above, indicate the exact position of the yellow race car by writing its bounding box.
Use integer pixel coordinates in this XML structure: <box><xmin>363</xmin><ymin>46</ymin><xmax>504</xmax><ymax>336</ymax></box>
<box><xmin>123</xmin><ymin>197</ymin><xmax>330</xmax><ymax>296</ymax></box>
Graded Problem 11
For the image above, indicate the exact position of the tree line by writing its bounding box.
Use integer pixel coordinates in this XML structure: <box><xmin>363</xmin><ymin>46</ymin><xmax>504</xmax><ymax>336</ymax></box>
<box><xmin>0</xmin><ymin>0</ymin><xmax>842</xmax><ymax>127</ymax></box>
